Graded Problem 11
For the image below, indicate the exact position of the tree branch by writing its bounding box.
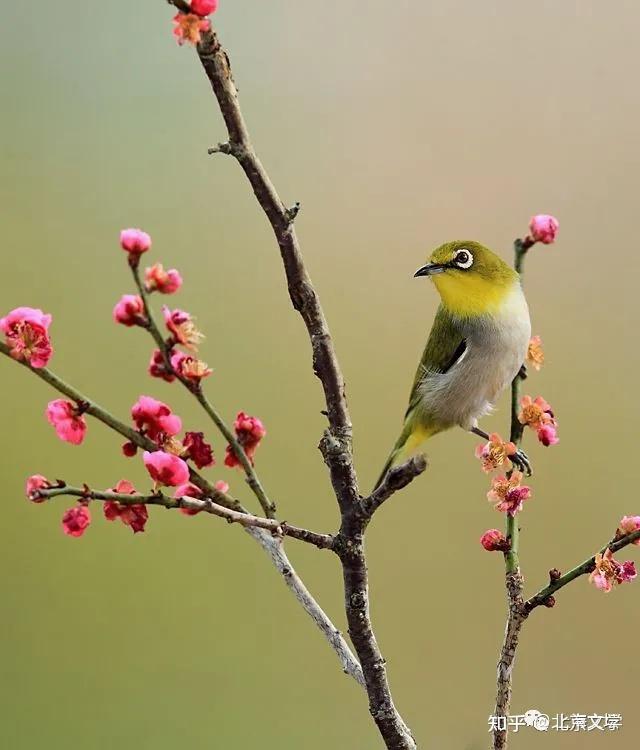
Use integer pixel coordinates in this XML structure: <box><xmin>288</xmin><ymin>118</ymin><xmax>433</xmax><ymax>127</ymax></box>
<box><xmin>0</xmin><ymin>340</ymin><xmax>245</xmax><ymax>513</ymax></box>
<box><xmin>525</xmin><ymin>528</ymin><xmax>640</xmax><ymax>611</ymax></box>
<box><xmin>129</xmin><ymin>260</ymin><xmax>277</xmax><ymax>519</ymax></box>
<box><xmin>361</xmin><ymin>455</ymin><xmax>427</xmax><ymax>519</ymax></box>
<box><xmin>246</xmin><ymin>527</ymin><xmax>365</xmax><ymax>686</ymax></box>
<box><xmin>37</xmin><ymin>484</ymin><xmax>334</xmax><ymax>549</ymax></box>
<box><xmin>493</xmin><ymin>572</ymin><xmax>527</xmax><ymax>750</ymax></box>
<box><xmin>492</xmin><ymin>238</ymin><xmax>530</xmax><ymax>750</ymax></box>
<box><xmin>180</xmin><ymin>19</ymin><xmax>416</xmax><ymax>748</ymax></box>
<box><xmin>193</xmin><ymin>26</ymin><xmax>359</xmax><ymax>512</ymax></box>
<box><xmin>1</xmin><ymin>340</ymin><xmax>363</xmax><ymax>683</ymax></box>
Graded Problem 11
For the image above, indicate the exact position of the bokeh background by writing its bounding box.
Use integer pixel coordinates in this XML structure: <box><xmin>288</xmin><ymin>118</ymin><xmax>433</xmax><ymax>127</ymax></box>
<box><xmin>2</xmin><ymin>1</ymin><xmax>638</xmax><ymax>748</ymax></box>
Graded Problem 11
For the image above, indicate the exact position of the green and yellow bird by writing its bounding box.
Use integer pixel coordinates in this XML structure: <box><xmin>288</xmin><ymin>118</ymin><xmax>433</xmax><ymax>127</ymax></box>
<box><xmin>375</xmin><ymin>240</ymin><xmax>531</xmax><ymax>488</ymax></box>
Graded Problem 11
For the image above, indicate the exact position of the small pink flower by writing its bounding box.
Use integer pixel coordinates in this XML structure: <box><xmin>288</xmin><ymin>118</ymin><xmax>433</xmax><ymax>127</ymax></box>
<box><xmin>225</xmin><ymin>411</ymin><xmax>267</xmax><ymax>468</ymax></box>
<box><xmin>176</xmin><ymin>479</ymin><xmax>228</xmax><ymax>516</ymax></box>
<box><xmin>163</xmin><ymin>307</ymin><xmax>204</xmax><ymax>351</ymax></box>
<box><xmin>172</xmin><ymin>12</ymin><xmax>210</xmax><ymax>45</ymax></box>
<box><xmin>526</xmin><ymin>335</ymin><xmax>544</xmax><ymax>371</ymax></box>
<box><xmin>144</xmin><ymin>263</ymin><xmax>183</xmax><ymax>295</ymax></box>
<box><xmin>46</xmin><ymin>400</ymin><xmax>87</xmax><ymax>445</ymax></box>
<box><xmin>529</xmin><ymin>214</ymin><xmax>559</xmax><ymax>245</ymax></box>
<box><xmin>0</xmin><ymin>307</ymin><xmax>53</xmax><ymax>368</ymax></box>
<box><xmin>131</xmin><ymin>395</ymin><xmax>182</xmax><ymax>443</ymax></box>
<box><xmin>174</xmin><ymin>481</ymin><xmax>204</xmax><ymax>516</ymax></box>
<box><xmin>487</xmin><ymin>471</ymin><xmax>532</xmax><ymax>516</ymax></box>
<box><xmin>518</xmin><ymin>395</ymin><xmax>555</xmax><ymax>431</ymax></box>
<box><xmin>148</xmin><ymin>349</ymin><xmax>175</xmax><ymax>383</ymax></box>
<box><xmin>619</xmin><ymin>516</ymin><xmax>640</xmax><ymax>545</ymax></box>
<box><xmin>474</xmin><ymin>432</ymin><xmax>516</xmax><ymax>473</ymax></box>
<box><xmin>104</xmin><ymin>479</ymin><xmax>148</xmax><ymax>533</ymax></box>
<box><xmin>589</xmin><ymin>548</ymin><xmax>636</xmax><ymax>592</ymax></box>
<box><xmin>120</xmin><ymin>228</ymin><xmax>151</xmax><ymax>256</ymax></box>
<box><xmin>170</xmin><ymin>350</ymin><xmax>212</xmax><ymax>383</ymax></box>
<box><xmin>618</xmin><ymin>560</ymin><xmax>637</xmax><ymax>584</ymax></box>
<box><xmin>25</xmin><ymin>474</ymin><xmax>51</xmax><ymax>503</ymax></box>
<box><xmin>143</xmin><ymin>451</ymin><xmax>190</xmax><ymax>487</ymax></box>
<box><xmin>113</xmin><ymin>295</ymin><xmax>146</xmax><ymax>327</ymax></box>
<box><xmin>480</xmin><ymin>529</ymin><xmax>510</xmax><ymax>552</ymax></box>
<box><xmin>62</xmin><ymin>504</ymin><xmax>91</xmax><ymax>538</ymax></box>
<box><xmin>190</xmin><ymin>0</ymin><xmax>218</xmax><ymax>16</ymax></box>
<box><xmin>537</xmin><ymin>423</ymin><xmax>559</xmax><ymax>446</ymax></box>
<box><xmin>183</xmin><ymin>431</ymin><xmax>215</xmax><ymax>469</ymax></box>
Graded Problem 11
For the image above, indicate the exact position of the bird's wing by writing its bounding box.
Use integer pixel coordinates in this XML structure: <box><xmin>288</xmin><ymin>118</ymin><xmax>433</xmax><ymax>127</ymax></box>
<box><xmin>405</xmin><ymin>305</ymin><xmax>467</xmax><ymax>416</ymax></box>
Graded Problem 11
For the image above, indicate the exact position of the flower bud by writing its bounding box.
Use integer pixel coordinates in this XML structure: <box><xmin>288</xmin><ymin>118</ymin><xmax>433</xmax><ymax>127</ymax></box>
<box><xmin>529</xmin><ymin>214</ymin><xmax>559</xmax><ymax>245</ymax></box>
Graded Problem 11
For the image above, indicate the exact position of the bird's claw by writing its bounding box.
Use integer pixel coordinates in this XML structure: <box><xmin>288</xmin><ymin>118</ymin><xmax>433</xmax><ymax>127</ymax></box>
<box><xmin>511</xmin><ymin>448</ymin><xmax>532</xmax><ymax>477</ymax></box>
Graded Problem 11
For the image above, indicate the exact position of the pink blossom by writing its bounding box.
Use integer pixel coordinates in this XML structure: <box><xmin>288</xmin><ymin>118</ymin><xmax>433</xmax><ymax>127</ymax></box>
<box><xmin>526</xmin><ymin>335</ymin><xmax>544</xmax><ymax>371</ymax></box>
<box><xmin>529</xmin><ymin>214</ymin><xmax>559</xmax><ymax>245</ymax></box>
<box><xmin>190</xmin><ymin>0</ymin><xmax>218</xmax><ymax>16</ymax></box>
<box><xmin>0</xmin><ymin>307</ymin><xmax>53</xmax><ymax>368</ymax></box>
<box><xmin>148</xmin><ymin>349</ymin><xmax>175</xmax><ymax>383</ymax></box>
<box><xmin>589</xmin><ymin>548</ymin><xmax>637</xmax><ymax>592</ymax></box>
<box><xmin>174</xmin><ymin>481</ymin><xmax>203</xmax><ymax>516</ymax></box>
<box><xmin>518</xmin><ymin>395</ymin><xmax>555</xmax><ymax>431</ymax></box>
<box><xmin>103</xmin><ymin>479</ymin><xmax>148</xmax><ymax>534</ymax></box>
<box><xmin>619</xmin><ymin>516</ymin><xmax>640</xmax><ymax>545</ymax></box>
<box><xmin>120</xmin><ymin>228</ymin><xmax>151</xmax><ymax>256</ymax></box>
<box><xmin>537</xmin><ymin>423</ymin><xmax>559</xmax><ymax>446</ymax></box>
<box><xmin>172</xmin><ymin>12</ymin><xmax>210</xmax><ymax>45</ymax></box>
<box><xmin>162</xmin><ymin>306</ymin><xmax>204</xmax><ymax>351</ymax></box>
<box><xmin>474</xmin><ymin>432</ymin><xmax>516</xmax><ymax>473</ymax></box>
<box><xmin>183</xmin><ymin>431</ymin><xmax>215</xmax><ymax>469</ymax></box>
<box><xmin>170</xmin><ymin>350</ymin><xmax>212</xmax><ymax>383</ymax></box>
<box><xmin>62</xmin><ymin>504</ymin><xmax>91</xmax><ymax>538</ymax></box>
<box><xmin>113</xmin><ymin>295</ymin><xmax>145</xmax><ymax>327</ymax></box>
<box><xmin>480</xmin><ymin>529</ymin><xmax>510</xmax><ymax>552</ymax></box>
<box><xmin>143</xmin><ymin>451</ymin><xmax>190</xmax><ymax>487</ymax></box>
<box><xmin>618</xmin><ymin>560</ymin><xmax>637</xmax><ymax>584</ymax></box>
<box><xmin>144</xmin><ymin>263</ymin><xmax>183</xmax><ymax>295</ymax></box>
<box><xmin>176</xmin><ymin>479</ymin><xmax>228</xmax><ymax>516</ymax></box>
<box><xmin>131</xmin><ymin>395</ymin><xmax>182</xmax><ymax>443</ymax></box>
<box><xmin>122</xmin><ymin>441</ymin><xmax>138</xmax><ymax>457</ymax></box>
<box><xmin>25</xmin><ymin>474</ymin><xmax>51</xmax><ymax>503</ymax></box>
<box><xmin>46</xmin><ymin>400</ymin><xmax>87</xmax><ymax>445</ymax></box>
<box><xmin>487</xmin><ymin>472</ymin><xmax>532</xmax><ymax>516</ymax></box>
<box><xmin>225</xmin><ymin>411</ymin><xmax>267</xmax><ymax>468</ymax></box>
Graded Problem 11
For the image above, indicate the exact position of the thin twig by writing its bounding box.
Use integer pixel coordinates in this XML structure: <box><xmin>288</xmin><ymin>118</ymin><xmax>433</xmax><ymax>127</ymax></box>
<box><xmin>246</xmin><ymin>527</ymin><xmax>365</xmax><ymax>686</ymax></box>
<box><xmin>129</xmin><ymin>261</ymin><xmax>277</xmax><ymax>519</ymax></box>
<box><xmin>1</xmin><ymin>340</ymin><xmax>361</xmax><ymax>681</ymax></box>
<box><xmin>525</xmin><ymin>528</ymin><xmax>640</xmax><ymax>611</ymax></box>
<box><xmin>0</xmin><ymin>340</ymin><xmax>245</xmax><ymax>513</ymax></box>
<box><xmin>492</xmin><ymin>238</ymin><xmax>530</xmax><ymax>750</ymax></box>
<box><xmin>37</xmin><ymin>484</ymin><xmax>334</xmax><ymax>548</ymax></box>
<box><xmin>361</xmin><ymin>455</ymin><xmax>427</xmax><ymax>518</ymax></box>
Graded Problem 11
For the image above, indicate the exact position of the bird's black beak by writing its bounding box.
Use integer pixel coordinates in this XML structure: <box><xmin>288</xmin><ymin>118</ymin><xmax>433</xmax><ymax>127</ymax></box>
<box><xmin>414</xmin><ymin>263</ymin><xmax>445</xmax><ymax>277</ymax></box>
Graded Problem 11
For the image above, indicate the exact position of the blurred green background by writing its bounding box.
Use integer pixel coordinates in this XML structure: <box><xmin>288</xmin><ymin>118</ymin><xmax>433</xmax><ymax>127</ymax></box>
<box><xmin>1</xmin><ymin>1</ymin><xmax>638</xmax><ymax>748</ymax></box>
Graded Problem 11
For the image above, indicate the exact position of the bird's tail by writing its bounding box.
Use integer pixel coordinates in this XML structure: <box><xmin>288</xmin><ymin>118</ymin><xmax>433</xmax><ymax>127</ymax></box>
<box><xmin>373</xmin><ymin>417</ymin><xmax>436</xmax><ymax>491</ymax></box>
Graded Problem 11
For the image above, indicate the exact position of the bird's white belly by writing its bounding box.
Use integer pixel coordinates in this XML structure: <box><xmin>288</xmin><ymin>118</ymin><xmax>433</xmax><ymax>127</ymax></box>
<box><xmin>418</xmin><ymin>287</ymin><xmax>531</xmax><ymax>430</ymax></box>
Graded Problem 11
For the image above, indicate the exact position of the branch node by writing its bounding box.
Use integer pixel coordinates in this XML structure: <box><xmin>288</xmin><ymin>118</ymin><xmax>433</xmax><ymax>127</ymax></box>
<box><xmin>285</xmin><ymin>201</ymin><xmax>301</xmax><ymax>225</ymax></box>
<box><xmin>208</xmin><ymin>141</ymin><xmax>234</xmax><ymax>156</ymax></box>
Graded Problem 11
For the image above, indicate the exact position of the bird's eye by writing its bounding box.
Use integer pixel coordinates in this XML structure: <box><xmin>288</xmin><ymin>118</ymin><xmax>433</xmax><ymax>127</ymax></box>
<box><xmin>454</xmin><ymin>249</ymin><xmax>473</xmax><ymax>269</ymax></box>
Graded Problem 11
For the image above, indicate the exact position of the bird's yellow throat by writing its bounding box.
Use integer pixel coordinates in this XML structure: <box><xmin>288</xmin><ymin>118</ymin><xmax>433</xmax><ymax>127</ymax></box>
<box><xmin>431</xmin><ymin>271</ymin><xmax>517</xmax><ymax>317</ymax></box>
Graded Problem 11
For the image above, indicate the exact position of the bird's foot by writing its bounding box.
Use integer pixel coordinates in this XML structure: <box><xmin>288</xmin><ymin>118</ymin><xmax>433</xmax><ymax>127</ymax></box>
<box><xmin>511</xmin><ymin>448</ymin><xmax>532</xmax><ymax>477</ymax></box>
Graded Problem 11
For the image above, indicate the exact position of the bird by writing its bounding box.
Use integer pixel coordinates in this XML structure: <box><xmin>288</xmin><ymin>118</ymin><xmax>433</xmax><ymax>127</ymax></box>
<box><xmin>375</xmin><ymin>240</ymin><xmax>531</xmax><ymax>489</ymax></box>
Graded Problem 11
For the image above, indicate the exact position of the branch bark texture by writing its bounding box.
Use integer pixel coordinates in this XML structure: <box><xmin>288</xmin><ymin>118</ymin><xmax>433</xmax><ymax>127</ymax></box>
<box><xmin>181</xmin><ymin>16</ymin><xmax>417</xmax><ymax>749</ymax></box>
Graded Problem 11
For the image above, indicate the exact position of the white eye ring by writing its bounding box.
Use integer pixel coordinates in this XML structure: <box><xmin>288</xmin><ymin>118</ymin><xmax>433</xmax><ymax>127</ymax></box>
<box><xmin>454</xmin><ymin>248</ymin><xmax>474</xmax><ymax>269</ymax></box>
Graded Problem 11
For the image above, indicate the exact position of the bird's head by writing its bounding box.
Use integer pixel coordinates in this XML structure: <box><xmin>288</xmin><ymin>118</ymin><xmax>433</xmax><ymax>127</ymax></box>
<box><xmin>414</xmin><ymin>240</ymin><xmax>518</xmax><ymax>316</ymax></box>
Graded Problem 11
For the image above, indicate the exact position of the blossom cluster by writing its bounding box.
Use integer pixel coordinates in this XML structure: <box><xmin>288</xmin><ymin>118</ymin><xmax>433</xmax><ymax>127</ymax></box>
<box><xmin>7</xmin><ymin>224</ymin><xmax>266</xmax><ymax>539</ymax></box>
<box><xmin>172</xmin><ymin>1</ymin><xmax>219</xmax><ymax>46</ymax></box>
